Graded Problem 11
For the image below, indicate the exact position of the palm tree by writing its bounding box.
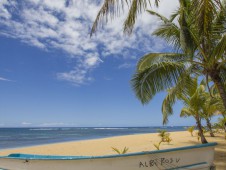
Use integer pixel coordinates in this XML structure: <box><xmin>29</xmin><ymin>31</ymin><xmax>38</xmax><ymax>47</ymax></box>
<box><xmin>131</xmin><ymin>0</ymin><xmax>202</xmax><ymax>111</ymax></box>
<box><xmin>217</xmin><ymin>117</ymin><xmax>226</xmax><ymax>133</ymax></box>
<box><xmin>92</xmin><ymin>0</ymin><xmax>226</xmax><ymax>109</ymax></box>
<box><xmin>162</xmin><ymin>78</ymin><xmax>208</xmax><ymax>143</ymax></box>
<box><xmin>91</xmin><ymin>0</ymin><xmax>160</xmax><ymax>36</ymax></box>
<box><xmin>187</xmin><ymin>126</ymin><xmax>195</xmax><ymax>136</ymax></box>
<box><xmin>214</xmin><ymin>117</ymin><xmax>226</xmax><ymax>139</ymax></box>
<box><xmin>188</xmin><ymin>0</ymin><xmax>226</xmax><ymax>109</ymax></box>
<box><xmin>201</xmin><ymin>93</ymin><xmax>218</xmax><ymax>137</ymax></box>
<box><xmin>131</xmin><ymin>0</ymin><xmax>226</xmax><ymax>123</ymax></box>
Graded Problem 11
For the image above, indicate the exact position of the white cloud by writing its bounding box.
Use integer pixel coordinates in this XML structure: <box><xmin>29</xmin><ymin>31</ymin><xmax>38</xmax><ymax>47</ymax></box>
<box><xmin>0</xmin><ymin>0</ymin><xmax>179</xmax><ymax>85</ymax></box>
<box><xmin>57</xmin><ymin>67</ymin><xmax>93</xmax><ymax>85</ymax></box>
<box><xmin>39</xmin><ymin>122</ymin><xmax>67</xmax><ymax>126</ymax></box>
<box><xmin>0</xmin><ymin>76</ymin><xmax>13</xmax><ymax>82</ymax></box>
<box><xmin>0</xmin><ymin>0</ymin><xmax>12</xmax><ymax>19</ymax></box>
<box><xmin>118</xmin><ymin>63</ymin><xmax>134</xmax><ymax>69</ymax></box>
<box><xmin>84</xmin><ymin>53</ymin><xmax>103</xmax><ymax>67</ymax></box>
<box><xmin>21</xmin><ymin>122</ymin><xmax>32</xmax><ymax>125</ymax></box>
<box><xmin>42</xmin><ymin>0</ymin><xmax>66</xmax><ymax>10</ymax></box>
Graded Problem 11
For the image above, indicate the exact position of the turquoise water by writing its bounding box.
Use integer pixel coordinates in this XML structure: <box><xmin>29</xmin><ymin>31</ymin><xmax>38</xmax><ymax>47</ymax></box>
<box><xmin>0</xmin><ymin>127</ymin><xmax>186</xmax><ymax>149</ymax></box>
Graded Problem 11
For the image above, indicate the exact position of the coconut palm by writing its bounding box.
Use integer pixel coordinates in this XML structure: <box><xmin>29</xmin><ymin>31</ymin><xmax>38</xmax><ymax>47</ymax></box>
<box><xmin>209</xmin><ymin>84</ymin><xmax>226</xmax><ymax>115</ymax></box>
<box><xmin>131</xmin><ymin>0</ymin><xmax>226</xmax><ymax>121</ymax></box>
<box><xmin>214</xmin><ymin>117</ymin><xmax>226</xmax><ymax>139</ymax></box>
<box><xmin>162</xmin><ymin>78</ymin><xmax>208</xmax><ymax>143</ymax></box>
<box><xmin>92</xmin><ymin>0</ymin><xmax>226</xmax><ymax>107</ymax></box>
<box><xmin>188</xmin><ymin>0</ymin><xmax>226</xmax><ymax>109</ymax></box>
<box><xmin>201</xmin><ymin>93</ymin><xmax>218</xmax><ymax>137</ymax></box>
<box><xmin>131</xmin><ymin>0</ymin><xmax>202</xmax><ymax>108</ymax></box>
<box><xmin>218</xmin><ymin>117</ymin><xmax>226</xmax><ymax>133</ymax></box>
<box><xmin>163</xmin><ymin>78</ymin><xmax>220</xmax><ymax>138</ymax></box>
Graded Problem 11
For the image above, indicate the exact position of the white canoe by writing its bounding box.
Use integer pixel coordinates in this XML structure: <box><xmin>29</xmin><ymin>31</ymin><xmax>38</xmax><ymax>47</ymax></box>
<box><xmin>0</xmin><ymin>142</ymin><xmax>217</xmax><ymax>170</ymax></box>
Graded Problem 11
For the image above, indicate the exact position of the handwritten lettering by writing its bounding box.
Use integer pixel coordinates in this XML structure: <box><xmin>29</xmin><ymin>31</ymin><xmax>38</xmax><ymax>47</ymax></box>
<box><xmin>139</xmin><ymin>157</ymin><xmax>180</xmax><ymax>168</ymax></box>
<box><xmin>139</xmin><ymin>162</ymin><xmax>144</xmax><ymax>168</ymax></box>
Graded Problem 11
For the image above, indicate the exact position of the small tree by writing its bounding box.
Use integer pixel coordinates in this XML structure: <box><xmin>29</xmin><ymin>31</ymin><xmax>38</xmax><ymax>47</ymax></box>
<box><xmin>187</xmin><ymin>126</ymin><xmax>195</xmax><ymax>136</ymax></box>
<box><xmin>215</xmin><ymin>117</ymin><xmax>226</xmax><ymax>140</ymax></box>
<box><xmin>157</xmin><ymin>130</ymin><xmax>172</xmax><ymax>144</ymax></box>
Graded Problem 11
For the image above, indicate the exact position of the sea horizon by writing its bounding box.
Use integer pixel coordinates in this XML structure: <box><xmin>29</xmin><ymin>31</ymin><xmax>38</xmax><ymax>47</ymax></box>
<box><xmin>0</xmin><ymin>126</ymin><xmax>188</xmax><ymax>150</ymax></box>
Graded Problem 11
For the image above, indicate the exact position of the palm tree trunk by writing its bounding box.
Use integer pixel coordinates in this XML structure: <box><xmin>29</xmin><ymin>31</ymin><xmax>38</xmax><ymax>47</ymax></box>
<box><xmin>209</xmin><ymin>72</ymin><xmax>226</xmax><ymax>110</ymax></box>
<box><xmin>206</xmin><ymin>118</ymin><xmax>214</xmax><ymax>137</ymax></box>
<box><xmin>196</xmin><ymin>116</ymin><xmax>208</xmax><ymax>144</ymax></box>
<box><xmin>224</xmin><ymin>122</ymin><xmax>226</xmax><ymax>133</ymax></box>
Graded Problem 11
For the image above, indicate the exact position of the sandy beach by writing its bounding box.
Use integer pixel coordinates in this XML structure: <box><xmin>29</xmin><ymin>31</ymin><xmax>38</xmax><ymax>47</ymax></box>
<box><xmin>0</xmin><ymin>131</ymin><xmax>225</xmax><ymax>169</ymax></box>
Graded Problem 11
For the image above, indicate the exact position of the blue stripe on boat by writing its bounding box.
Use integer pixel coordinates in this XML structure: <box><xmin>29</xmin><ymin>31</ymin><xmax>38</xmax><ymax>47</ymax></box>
<box><xmin>1</xmin><ymin>142</ymin><xmax>217</xmax><ymax>160</ymax></box>
<box><xmin>167</xmin><ymin>162</ymin><xmax>207</xmax><ymax>170</ymax></box>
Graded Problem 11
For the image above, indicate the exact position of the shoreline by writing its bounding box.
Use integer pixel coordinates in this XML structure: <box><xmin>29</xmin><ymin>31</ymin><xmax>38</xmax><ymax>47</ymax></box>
<box><xmin>0</xmin><ymin>134</ymin><xmax>142</xmax><ymax>152</ymax></box>
<box><xmin>0</xmin><ymin>132</ymin><xmax>159</xmax><ymax>152</ymax></box>
<box><xmin>0</xmin><ymin>126</ymin><xmax>186</xmax><ymax>150</ymax></box>
<box><xmin>0</xmin><ymin>131</ymin><xmax>225</xmax><ymax>169</ymax></box>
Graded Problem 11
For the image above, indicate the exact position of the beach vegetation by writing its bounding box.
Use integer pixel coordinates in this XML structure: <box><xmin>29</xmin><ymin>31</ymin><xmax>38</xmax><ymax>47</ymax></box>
<box><xmin>112</xmin><ymin>147</ymin><xmax>129</xmax><ymax>154</ymax></box>
<box><xmin>165</xmin><ymin>135</ymin><xmax>172</xmax><ymax>144</ymax></box>
<box><xmin>162</xmin><ymin>78</ymin><xmax>209</xmax><ymax>143</ymax></box>
<box><xmin>157</xmin><ymin>130</ymin><xmax>172</xmax><ymax>144</ymax></box>
<box><xmin>157</xmin><ymin>130</ymin><xmax>168</xmax><ymax>142</ymax></box>
<box><xmin>213</xmin><ymin>117</ymin><xmax>226</xmax><ymax>139</ymax></box>
<box><xmin>187</xmin><ymin>126</ymin><xmax>195</xmax><ymax>136</ymax></box>
<box><xmin>199</xmin><ymin>82</ymin><xmax>225</xmax><ymax>137</ymax></box>
<box><xmin>153</xmin><ymin>141</ymin><xmax>162</xmax><ymax>150</ymax></box>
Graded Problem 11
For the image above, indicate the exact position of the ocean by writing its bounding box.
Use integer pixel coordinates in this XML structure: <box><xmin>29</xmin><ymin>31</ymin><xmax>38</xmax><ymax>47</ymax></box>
<box><xmin>0</xmin><ymin>127</ymin><xmax>186</xmax><ymax>150</ymax></box>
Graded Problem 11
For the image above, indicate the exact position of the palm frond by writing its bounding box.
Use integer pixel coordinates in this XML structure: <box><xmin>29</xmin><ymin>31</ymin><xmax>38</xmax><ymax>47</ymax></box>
<box><xmin>162</xmin><ymin>88</ymin><xmax>177</xmax><ymax>124</ymax></box>
<box><xmin>189</xmin><ymin>86</ymin><xmax>205</xmax><ymax>112</ymax></box>
<box><xmin>123</xmin><ymin>0</ymin><xmax>149</xmax><ymax>34</ymax></box>
<box><xmin>219</xmin><ymin>68</ymin><xmax>226</xmax><ymax>83</ymax></box>
<box><xmin>137</xmin><ymin>53</ymin><xmax>185</xmax><ymax>72</ymax></box>
<box><xmin>179</xmin><ymin>0</ymin><xmax>196</xmax><ymax>54</ymax></box>
<box><xmin>91</xmin><ymin>0</ymin><xmax>125</xmax><ymax>36</ymax></box>
<box><xmin>131</xmin><ymin>61</ymin><xmax>185</xmax><ymax>104</ymax></box>
<box><xmin>211</xmin><ymin>3</ymin><xmax>226</xmax><ymax>39</ymax></box>
<box><xmin>191</xmin><ymin>0</ymin><xmax>218</xmax><ymax>37</ymax></box>
<box><xmin>169</xmin><ymin>9</ymin><xmax>179</xmax><ymax>22</ymax></box>
<box><xmin>162</xmin><ymin>75</ymin><xmax>194</xmax><ymax>124</ymax></box>
<box><xmin>211</xmin><ymin>33</ymin><xmax>226</xmax><ymax>60</ymax></box>
<box><xmin>186</xmin><ymin>76</ymin><xmax>198</xmax><ymax>98</ymax></box>
<box><xmin>147</xmin><ymin>10</ymin><xmax>170</xmax><ymax>23</ymax></box>
<box><xmin>91</xmin><ymin>0</ymin><xmax>160</xmax><ymax>36</ymax></box>
<box><xmin>180</xmin><ymin>108</ymin><xmax>194</xmax><ymax>117</ymax></box>
<box><xmin>152</xmin><ymin>24</ymin><xmax>181</xmax><ymax>50</ymax></box>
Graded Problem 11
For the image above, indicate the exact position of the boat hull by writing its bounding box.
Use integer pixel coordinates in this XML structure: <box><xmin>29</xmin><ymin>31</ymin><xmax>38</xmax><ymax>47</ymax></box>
<box><xmin>0</xmin><ymin>143</ymin><xmax>217</xmax><ymax>170</ymax></box>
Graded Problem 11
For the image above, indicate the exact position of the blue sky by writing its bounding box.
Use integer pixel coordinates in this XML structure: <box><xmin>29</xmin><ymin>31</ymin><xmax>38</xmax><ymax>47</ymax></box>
<box><xmin>0</xmin><ymin>0</ymin><xmax>216</xmax><ymax>127</ymax></box>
